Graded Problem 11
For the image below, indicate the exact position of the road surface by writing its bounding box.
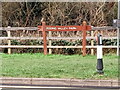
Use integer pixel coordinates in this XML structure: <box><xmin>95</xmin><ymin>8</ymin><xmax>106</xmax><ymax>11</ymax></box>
<box><xmin>0</xmin><ymin>84</ymin><xmax>119</xmax><ymax>90</ymax></box>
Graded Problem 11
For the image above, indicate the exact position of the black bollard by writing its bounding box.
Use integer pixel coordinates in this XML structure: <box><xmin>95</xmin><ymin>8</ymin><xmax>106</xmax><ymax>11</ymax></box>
<box><xmin>96</xmin><ymin>34</ymin><xmax>104</xmax><ymax>74</ymax></box>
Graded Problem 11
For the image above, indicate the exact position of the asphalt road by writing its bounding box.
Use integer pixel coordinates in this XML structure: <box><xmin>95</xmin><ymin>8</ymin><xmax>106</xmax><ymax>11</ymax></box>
<box><xmin>0</xmin><ymin>84</ymin><xmax>119</xmax><ymax>90</ymax></box>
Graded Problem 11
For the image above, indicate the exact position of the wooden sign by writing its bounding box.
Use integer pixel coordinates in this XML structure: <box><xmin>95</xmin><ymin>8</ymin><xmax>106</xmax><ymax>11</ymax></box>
<box><xmin>38</xmin><ymin>21</ymin><xmax>92</xmax><ymax>56</ymax></box>
<box><xmin>38</xmin><ymin>25</ymin><xmax>91</xmax><ymax>31</ymax></box>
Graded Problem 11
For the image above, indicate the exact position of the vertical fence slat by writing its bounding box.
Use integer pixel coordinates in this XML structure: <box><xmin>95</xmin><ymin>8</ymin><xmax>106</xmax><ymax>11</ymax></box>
<box><xmin>91</xmin><ymin>31</ymin><xmax>94</xmax><ymax>55</ymax></box>
<box><xmin>49</xmin><ymin>31</ymin><xmax>52</xmax><ymax>54</ymax></box>
<box><xmin>7</xmin><ymin>27</ymin><xmax>11</xmax><ymax>54</ymax></box>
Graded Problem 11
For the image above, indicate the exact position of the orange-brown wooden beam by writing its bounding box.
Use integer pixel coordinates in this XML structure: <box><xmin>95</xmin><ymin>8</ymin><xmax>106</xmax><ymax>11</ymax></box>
<box><xmin>42</xmin><ymin>22</ymin><xmax>47</xmax><ymax>55</ymax></box>
<box><xmin>38</xmin><ymin>25</ymin><xmax>91</xmax><ymax>31</ymax></box>
<box><xmin>82</xmin><ymin>21</ymin><xmax>88</xmax><ymax>56</ymax></box>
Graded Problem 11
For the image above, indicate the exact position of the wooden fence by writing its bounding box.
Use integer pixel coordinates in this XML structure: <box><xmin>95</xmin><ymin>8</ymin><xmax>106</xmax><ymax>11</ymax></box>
<box><xmin>0</xmin><ymin>26</ymin><xmax>118</xmax><ymax>55</ymax></box>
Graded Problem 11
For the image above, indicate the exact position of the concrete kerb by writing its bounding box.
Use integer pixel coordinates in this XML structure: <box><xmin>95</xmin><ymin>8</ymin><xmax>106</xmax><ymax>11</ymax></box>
<box><xmin>0</xmin><ymin>77</ymin><xmax>119</xmax><ymax>87</ymax></box>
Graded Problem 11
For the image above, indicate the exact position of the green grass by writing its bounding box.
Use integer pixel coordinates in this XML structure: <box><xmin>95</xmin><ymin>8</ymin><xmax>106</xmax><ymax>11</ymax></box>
<box><xmin>1</xmin><ymin>53</ymin><xmax>118</xmax><ymax>79</ymax></box>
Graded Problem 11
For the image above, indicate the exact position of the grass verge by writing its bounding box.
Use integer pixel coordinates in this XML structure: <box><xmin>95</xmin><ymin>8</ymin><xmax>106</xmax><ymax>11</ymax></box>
<box><xmin>1</xmin><ymin>53</ymin><xmax>118</xmax><ymax>79</ymax></box>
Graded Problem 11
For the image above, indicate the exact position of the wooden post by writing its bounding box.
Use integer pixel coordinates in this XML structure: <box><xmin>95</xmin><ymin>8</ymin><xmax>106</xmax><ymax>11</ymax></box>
<box><xmin>7</xmin><ymin>26</ymin><xmax>11</xmax><ymax>54</ymax></box>
<box><xmin>0</xmin><ymin>29</ymin><xmax>2</xmax><ymax>53</ymax></box>
<box><xmin>49</xmin><ymin>31</ymin><xmax>52</xmax><ymax>54</ymax></box>
<box><xmin>117</xmin><ymin>0</ymin><xmax>120</xmax><ymax>56</ymax></box>
<box><xmin>91</xmin><ymin>31</ymin><xmax>94</xmax><ymax>55</ymax></box>
<box><xmin>42</xmin><ymin>22</ymin><xmax>47</xmax><ymax>55</ymax></box>
<box><xmin>82</xmin><ymin>21</ymin><xmax>87</xmax><ymax>56</ymax></box>
<box><xmin>0</xmin><ymin>2</ymin><xmax>2</xmax><ymax>53</ymax></box>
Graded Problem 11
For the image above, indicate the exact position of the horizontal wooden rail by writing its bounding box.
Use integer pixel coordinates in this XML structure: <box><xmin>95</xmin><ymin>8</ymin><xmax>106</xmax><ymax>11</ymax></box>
<box><xmin>92</xmin><ymin>26</ymin><xmax>116</xmax><ymax>30</ymax></box>
<box><xmin>0</xmin><ymin>37</ymin><xmax>117</xmax><ymax>40</ymax></box>
<box><xmin>0</xmin><ymin>26</ymin><xmax>117</xmax><ymax>31</ymax></box>
<box><xmin>0</xmin><ymin>27</ymin><xmax>38</xmax><ymax>31</ymax></box>
<box><xmin>0</xmin><ymin>45</ymin><xmax>117</xmax><ymax>48</ymax></box>
<box><xmin>0</xmin><ymin>26</ymin><xmax>117</xmax><ymax>55</ymax></box>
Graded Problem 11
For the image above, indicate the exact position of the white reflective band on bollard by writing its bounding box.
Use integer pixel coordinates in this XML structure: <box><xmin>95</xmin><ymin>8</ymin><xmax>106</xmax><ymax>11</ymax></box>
<box><xmin>97</xmin><ymin>45</ymin><xmax>103</xmax><ymax>59</ymax></box>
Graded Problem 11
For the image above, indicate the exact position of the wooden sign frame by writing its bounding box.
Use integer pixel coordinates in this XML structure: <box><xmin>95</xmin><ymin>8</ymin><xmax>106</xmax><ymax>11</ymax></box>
<box><xmin>38</xmin><ymin>21</ymin><xmax>91</xmax><ymax>56</ymax></box>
